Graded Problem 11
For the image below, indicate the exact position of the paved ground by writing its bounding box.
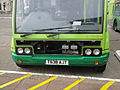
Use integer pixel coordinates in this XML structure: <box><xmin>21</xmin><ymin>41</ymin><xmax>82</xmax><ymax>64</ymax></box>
<box><xmin>0</xmin><ymin>18</ymin><xmax>120</xmax><ymax>90</ymax></box>
<box><xmin>0</xmin><ymin>72</ymin><xmax>120</xmax><ymax>90</ymax></box>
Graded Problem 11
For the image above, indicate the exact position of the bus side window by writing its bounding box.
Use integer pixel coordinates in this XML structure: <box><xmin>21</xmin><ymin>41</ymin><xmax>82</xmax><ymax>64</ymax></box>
<box><xmin>115</xmin><ymin>3</ymin><xmax>120</xmax><ymax>16</ymax></box>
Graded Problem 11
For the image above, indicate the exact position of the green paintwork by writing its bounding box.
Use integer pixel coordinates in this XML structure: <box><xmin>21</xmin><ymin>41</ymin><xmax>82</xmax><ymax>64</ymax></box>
<box><xmin>108</xmin><ymin>0</ymin><xmax>115</xmax><ymax>20</ymax></box>
<box><xmin>108</xmin><ymin>0</ymin><xmax>120</xmax><ymax>30</ymax></box>
<box><xmin>11</xmin><ymin>0</ymin><xmax>110</xmax><ymax>66</ymax></box>
<box><xmin>12</xmin><ymin>52</ymin><xmax>109</xmax><ymax>66</ymax></box>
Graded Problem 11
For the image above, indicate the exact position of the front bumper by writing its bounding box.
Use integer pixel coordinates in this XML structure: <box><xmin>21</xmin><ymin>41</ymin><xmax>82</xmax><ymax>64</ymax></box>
<box><xmin>12</xmin><ymin>53</ymin><xmax>109</xmax><ymax>66</ymax></box>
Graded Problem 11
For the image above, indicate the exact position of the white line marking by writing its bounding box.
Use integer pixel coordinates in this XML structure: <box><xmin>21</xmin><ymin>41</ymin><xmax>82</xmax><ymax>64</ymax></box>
<box><xmin>115</xmin><ymin>50</ymin><xmax>120</xmax><ymax>62</ymax></box>
<box><xmin>0</xmin><ymin>70</ymin><xmax>120</xmax><ymax>82</ymax></box>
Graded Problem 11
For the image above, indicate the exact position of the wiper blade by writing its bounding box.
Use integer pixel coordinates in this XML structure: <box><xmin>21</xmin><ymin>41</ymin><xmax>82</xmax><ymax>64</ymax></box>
<box><xmin>47</xmin><ymin>33</ymin><xmax>61</xmax><ymax>37</ymax></box>
<box><xmin>20</xmin><ymin>32</ymin><xmax>37</xmax><ymax>37</ymax></box>
<box><xmin>47</xmin><ymin>30</ymin><xmax>74</xmax><ymax>37</ymax></box>
<box><xmin>20</xmin><ymin>26</ymin><xmax>72</xmax><ymax>37</ymax></box>
<box><xmin>32</xmin><ymin>26</ymin><xmax>72</xmax><ymax>31</ymax></box>
<box><xmin>47</xmin><ymin>29</ymin><xmax>99</xmax><ymax>37</ymax></box>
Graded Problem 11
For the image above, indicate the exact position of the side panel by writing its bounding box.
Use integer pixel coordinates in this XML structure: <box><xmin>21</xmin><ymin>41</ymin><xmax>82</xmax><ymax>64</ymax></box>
<box><xmin>104</xmin><ymin>0</ymin><xmax>110</xmax><ymax>53</ymax></box>
<box><xmin>11</xmin><ymin>0</ymin><xmax>16</xmax><ymax>52</ymax></box>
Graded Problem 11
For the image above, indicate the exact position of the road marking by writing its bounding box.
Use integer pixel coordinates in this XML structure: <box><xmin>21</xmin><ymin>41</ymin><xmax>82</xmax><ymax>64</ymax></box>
<box><xmin>28</xmin><ymin>76</ymin><xmax>58</xmax><ymax>90</ymax></box>
<box><xmin>0</xmin><ymin>73</ymin><xmax>5</xmax><ymax>75</ymax></box>
<box><xmin>64</xmin><ymin>78</ymin><xmax>85</xmax><ymax>90</ymax></box>
<box><xmin>0</xmin><ymin>74</ymin><xmax>32</xmax><ymax>88</ymax></box>
<box><xmin>114</xmin><ymin>50</ymin><xmax>120</xmax><ymax>62</ymax></box>
<box><xmin>0</xmin><ymin>70</ymin><xmax>120</xmax><ymax>82</ymax></box>
<box><xmin>100</xmin><ymin>81</ymin><xmax>116</xmax><ymax>90</ymax></box>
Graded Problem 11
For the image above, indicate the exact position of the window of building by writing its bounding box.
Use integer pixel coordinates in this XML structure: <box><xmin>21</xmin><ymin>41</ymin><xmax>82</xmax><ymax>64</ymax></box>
<box><xmin>0</xmin><ymin>3</ymin><xmax>1</xmax><ymax>10</ymax></box>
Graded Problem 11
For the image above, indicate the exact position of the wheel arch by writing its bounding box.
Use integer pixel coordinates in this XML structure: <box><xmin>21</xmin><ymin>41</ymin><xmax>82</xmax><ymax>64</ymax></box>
<box><xmin>113</xmin><ymin>19</ymin><xmax>117</xmax><ymax>25</ymax></box>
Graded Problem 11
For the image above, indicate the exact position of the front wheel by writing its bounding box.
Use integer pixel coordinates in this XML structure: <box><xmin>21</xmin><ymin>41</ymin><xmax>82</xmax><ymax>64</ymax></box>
<box><xmin>95</xmin><ymin>64</ymin><xmax>106</xmax><ymax>73</ymax></box>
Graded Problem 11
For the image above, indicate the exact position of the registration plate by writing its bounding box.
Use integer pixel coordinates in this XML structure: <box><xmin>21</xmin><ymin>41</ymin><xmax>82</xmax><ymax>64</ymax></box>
<box><xmin>46</xmin><ymin>60</ymin><xmax>69</xmax><ymax>65</ymax></box>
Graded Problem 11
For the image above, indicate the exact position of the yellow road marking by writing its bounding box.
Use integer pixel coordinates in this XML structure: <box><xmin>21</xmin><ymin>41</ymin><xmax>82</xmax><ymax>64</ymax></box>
<box><xmin>28</xmin><ymin>76</ymin><xmax>58</xmax><ymax>90</ymax></box>
<box><xmin>64</xmin><ymin>78</ymin><xmax>85</xmax><ymax>90</ymax></box>
<box><xmin>0</xmin><ymin>73</ymin><xmax>5</xmax><ymax>75</ymax></box>
<box><xmin>100</xmin><ymin>81</ymin><xmax>116</xmax><ymax>90</ymax></box>
<box><xmin>0</xmin><ymin>74</ymin><xmax>32</xmax><ymax>88</ymax></box>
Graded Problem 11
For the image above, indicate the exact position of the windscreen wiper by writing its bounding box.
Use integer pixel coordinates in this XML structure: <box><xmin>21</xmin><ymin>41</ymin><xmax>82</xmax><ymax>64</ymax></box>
<box><xmin>20</xmin><ymin>26</ymin><xmax>72</xmax><ymax>37</ymax></box>
<box><xmin>32</xmin><ymin>26</ymin><xmax>72</xmax><ymax>31</ymax></box>
<box><xmin>20</xmin><ymin>32</ymin><xmax>39</xmax><ymax>37</ymax></box>
<box><xmin>47</xmin><ymin>30</ymin><xmax>75</xmax><ymax>37</ymax></box>
<box><xmin>47</xmin><ymin>29</ymin><xmax>99</xmax><ymax>38</ymax></box>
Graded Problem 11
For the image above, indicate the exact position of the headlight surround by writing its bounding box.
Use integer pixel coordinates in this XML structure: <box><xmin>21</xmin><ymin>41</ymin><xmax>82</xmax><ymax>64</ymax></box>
<box><xmin>16</xmin><ymin>47</ymin><xmax>32</xmax><ymax>55</ymax></box>
<box><xmin>83</xmin><ymin>48</ymin><xmax>102</xmax><ymax>56</ymax></box>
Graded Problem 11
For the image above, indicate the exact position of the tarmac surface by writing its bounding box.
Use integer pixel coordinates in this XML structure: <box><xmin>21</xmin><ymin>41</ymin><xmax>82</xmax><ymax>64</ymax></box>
<box><xmin>0</xmin><ymin>18</ymin><xmax>120</xmax><ymax>90</ymax></box>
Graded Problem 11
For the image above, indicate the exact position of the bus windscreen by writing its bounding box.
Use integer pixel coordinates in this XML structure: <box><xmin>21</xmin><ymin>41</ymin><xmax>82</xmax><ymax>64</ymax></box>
<box><xmin>15</xmin><ymin>0</ymin><xmax>103</xmax><ymax>33</ymax></box>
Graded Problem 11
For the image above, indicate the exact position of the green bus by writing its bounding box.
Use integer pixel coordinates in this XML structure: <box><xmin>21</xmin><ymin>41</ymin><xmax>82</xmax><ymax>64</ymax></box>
<box><xmin>108</xmin><ymin>0</ymin><xmax>120</xmax><ymax>31</ymax></box>
<box><xmin>11</xmin><ymin>0</ymin><xmax>109</xmax><ymax>72</ymax></box>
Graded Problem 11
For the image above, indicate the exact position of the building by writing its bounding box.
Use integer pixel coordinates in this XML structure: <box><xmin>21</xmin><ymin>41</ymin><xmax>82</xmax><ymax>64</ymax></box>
<box><xmin>0</xmin><ymin>0</ymin><xmax>12</xmax><ymax>13</ymax></box>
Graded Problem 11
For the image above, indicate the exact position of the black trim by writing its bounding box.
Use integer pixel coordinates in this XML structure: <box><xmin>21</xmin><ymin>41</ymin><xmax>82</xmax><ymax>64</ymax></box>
<box><xmin>16</xmin><ymin>40</ymin><xmax>101</xmax><ymax>55</ymax></box>
<box><xmin>16</xmin><ymin>40</ymin><xmax>101</xmax><ymax>46</ymax></box>
<box><xmin>102</xmin><ymin>0</ymin><xmax>105</xmax><ymax>33</ymax></box>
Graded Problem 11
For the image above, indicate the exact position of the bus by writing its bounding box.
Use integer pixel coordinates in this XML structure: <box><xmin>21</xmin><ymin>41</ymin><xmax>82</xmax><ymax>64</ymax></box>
<box><xmin>11</xmin><ymin>0</ymin><xmax>109</xmax><ymax>72</ymax></box>
<box><xmin>108</xmin><ymin>0</ymin><xmax>120</xmax><ymax>31</ymax></box>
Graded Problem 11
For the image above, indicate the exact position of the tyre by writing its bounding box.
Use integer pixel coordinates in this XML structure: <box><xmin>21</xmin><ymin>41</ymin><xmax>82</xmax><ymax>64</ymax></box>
<box><xmin>113</xmin><ymin>21</ymin><xmax>118</xmax><ymax>32</ymax></box>
<box><xmin>16</xmin><ymin>63</ymin><xmax>29</xmax><ymax>68</ymax></box>
<box><xmin>96</xmin><ymin>64</ymin><xmax>106</xmax><ymax>73</ymax></box>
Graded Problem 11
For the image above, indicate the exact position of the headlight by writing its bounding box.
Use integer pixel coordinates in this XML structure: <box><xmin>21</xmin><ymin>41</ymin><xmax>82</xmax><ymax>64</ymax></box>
<box><xmin>85</xmin><ymin>49</ymin><xmax>92</xmax><ymax>55</ymax></box>
<box><xmin>93</xmin><ymin>49</ymin><xmax>100</xmax><ymax>55</ymax></box>
<box><xmin>17</xmin><ymin>48</ymin><xmax>24</xmax><ymax>54</ymax></box>
<box><xmin>24</xmin><ymin>48</ymin><xmax>31</xmax><ymax>54</ymax></box>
